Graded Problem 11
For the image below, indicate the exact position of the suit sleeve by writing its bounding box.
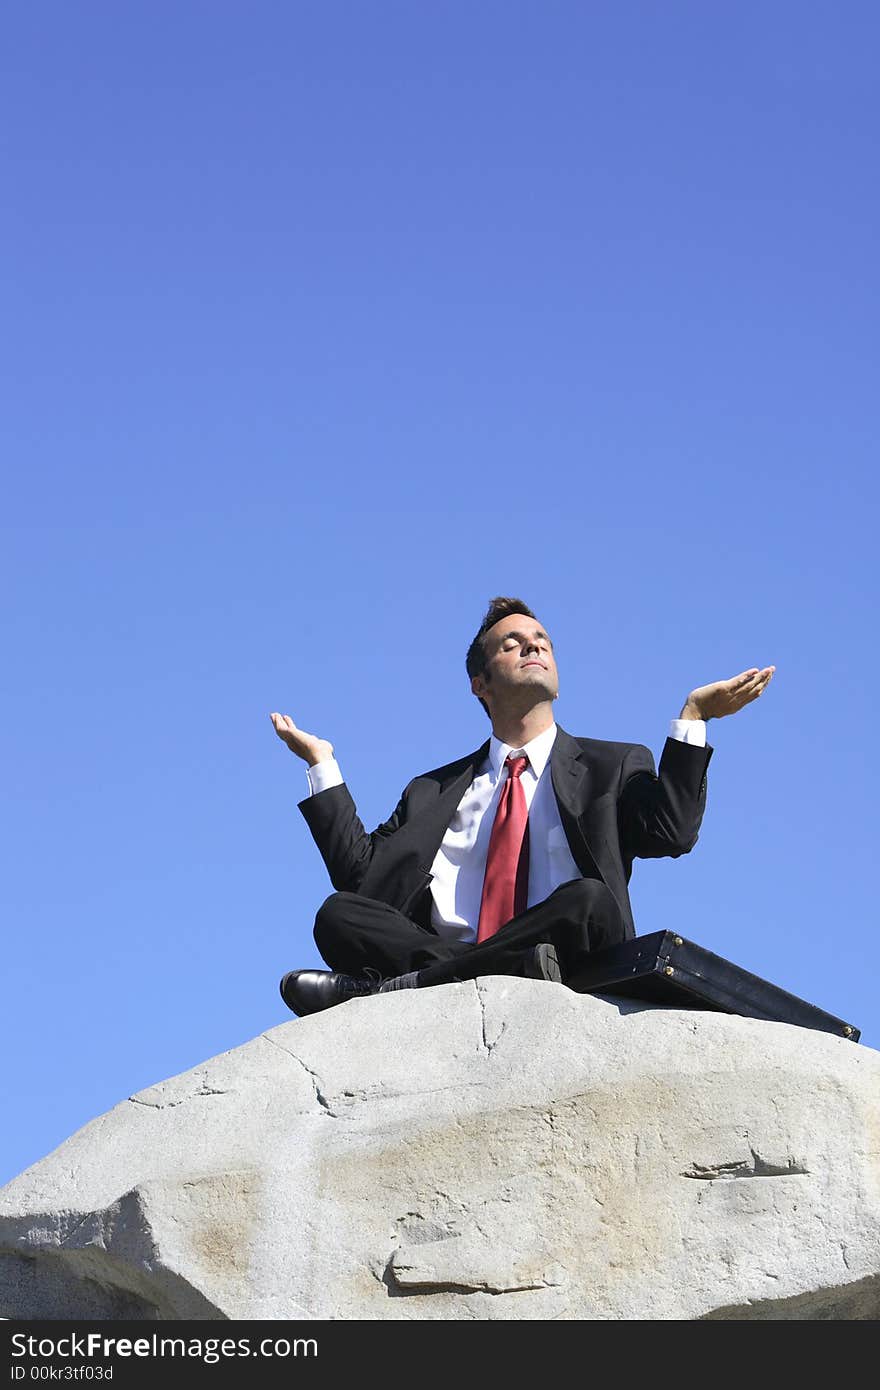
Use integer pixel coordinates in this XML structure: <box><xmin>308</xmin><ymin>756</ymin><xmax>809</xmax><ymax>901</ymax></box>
<box><xmin>617</xmin><ymin>737</ymin><xmax>713</xmax><ymax>860</ymax></box>
<box><xmin>298</xmin><ymin>783</ymin><xmax>410</xmax><ymax>893</ymax></box>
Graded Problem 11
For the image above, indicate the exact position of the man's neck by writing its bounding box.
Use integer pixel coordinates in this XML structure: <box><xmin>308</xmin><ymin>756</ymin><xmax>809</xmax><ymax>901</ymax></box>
<box><xmin>490</xmin><ymin>704</ymin><xmax>556</xmax><ymax>749</ymax></box>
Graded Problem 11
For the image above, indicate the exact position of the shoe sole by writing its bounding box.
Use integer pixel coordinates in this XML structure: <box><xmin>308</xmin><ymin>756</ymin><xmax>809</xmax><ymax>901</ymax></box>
<box><xmin>525</xmin><ymin>943</ymin><xmax>563</xmax><ymax>983</ymax></box>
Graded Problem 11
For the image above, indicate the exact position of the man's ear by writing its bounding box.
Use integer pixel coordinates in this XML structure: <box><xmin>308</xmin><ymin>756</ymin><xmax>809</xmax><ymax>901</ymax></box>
<box><xmin>470</xmin><ymin>673</ymin><xmax>488</xmax><ymax>702</ymax></box>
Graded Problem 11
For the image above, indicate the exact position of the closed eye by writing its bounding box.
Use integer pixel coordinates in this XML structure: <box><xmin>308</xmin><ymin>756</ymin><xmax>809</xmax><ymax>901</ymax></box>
<box><xmin>501</xmin><ymin>630</ymin><xmax>552</xmax><ymax>649</ymax></box>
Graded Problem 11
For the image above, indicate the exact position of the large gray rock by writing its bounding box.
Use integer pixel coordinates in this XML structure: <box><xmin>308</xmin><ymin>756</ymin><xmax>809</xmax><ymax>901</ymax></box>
<box><xmin>2</xmin><ymin>978</ymin><xmax>878</xmax><ymax>1320</ymax></box>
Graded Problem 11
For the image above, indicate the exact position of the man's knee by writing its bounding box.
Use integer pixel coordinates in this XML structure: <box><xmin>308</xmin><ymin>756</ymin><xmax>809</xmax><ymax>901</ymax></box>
<box><xmin>551</xmin><ymin>877</ymin><xmax>618</xmax><ymax>916</ymax></box>
<box><xmin>549</xmin><ymin>878</ymin><xmax>626</xmax><ymax>955</ymax></box>
<box><xmin>313</xmin><ymin>892</ymin><xmax>360</xmax><ymax>953</ymax></box>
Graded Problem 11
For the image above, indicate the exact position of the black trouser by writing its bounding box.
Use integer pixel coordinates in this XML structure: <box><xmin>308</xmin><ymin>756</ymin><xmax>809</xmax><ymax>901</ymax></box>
<box><xmin>313</xmin><ymin>878</ymin><xmax>626</xmax><ymax>987</ymax></box>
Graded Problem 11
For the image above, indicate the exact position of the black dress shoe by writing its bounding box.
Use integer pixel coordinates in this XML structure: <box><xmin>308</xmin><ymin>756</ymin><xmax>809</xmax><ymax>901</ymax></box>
<box><xmin>522</xmin><ymin>943</ymin><xmax>563</xmax><ymax>983</ymax></box>
<box><xmin>279</xmin><ymin>969</ymin><xmax>382</xmax><ymax>1017</ymax></box>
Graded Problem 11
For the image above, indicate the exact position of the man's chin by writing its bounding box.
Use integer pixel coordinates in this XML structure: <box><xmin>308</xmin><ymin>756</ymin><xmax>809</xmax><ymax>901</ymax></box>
<box><xmin>509</xmin><ymin>677</ymin><xmax>556</xmax><ymax>704</ymax></box>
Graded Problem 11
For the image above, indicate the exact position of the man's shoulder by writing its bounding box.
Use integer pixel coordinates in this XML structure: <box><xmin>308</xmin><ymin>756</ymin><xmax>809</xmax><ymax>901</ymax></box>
<box><xmin>555</xmin><ymin>726</ymin><xmax>649</xmax><ymax>764</ymax></box>
<box><xmin>407</xmin><ymin>739</ymin><xmax>492</xmax><ymax>789</ymax></box>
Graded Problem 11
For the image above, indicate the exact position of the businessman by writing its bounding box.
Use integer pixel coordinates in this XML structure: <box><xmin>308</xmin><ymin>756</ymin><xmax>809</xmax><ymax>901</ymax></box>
<box><xmin>271</xmin><ymin>596</ymin><xmax>774</xmax><ymax>1016</ymax></box>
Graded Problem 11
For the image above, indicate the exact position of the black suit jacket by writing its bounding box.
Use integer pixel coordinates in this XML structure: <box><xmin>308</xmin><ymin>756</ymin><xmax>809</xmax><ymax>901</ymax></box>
<box><xmin>299</xmin><ymin>725</ymin><xmax>713</xmax><ymax>940</ymax></box>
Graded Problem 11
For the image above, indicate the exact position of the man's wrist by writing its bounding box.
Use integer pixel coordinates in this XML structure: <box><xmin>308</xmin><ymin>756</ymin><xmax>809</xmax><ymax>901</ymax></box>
<box><xmin>306</xmin><ymin>757</ymin><xmax>343</xmax><ymax>796</ymax></box>
<box><xmin>679</xmin><ymin>700</ymin><xmax>705</xmax><ymax>721</ymax></box>
<box><xmin>304</xmin><ymin>741</ymin><xmax>335</xmax><ymax>767</ymax></box>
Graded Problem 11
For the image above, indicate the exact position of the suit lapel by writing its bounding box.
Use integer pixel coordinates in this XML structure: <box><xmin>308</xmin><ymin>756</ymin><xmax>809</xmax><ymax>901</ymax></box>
<box><xmin>366</xmin><ymin>739</ymin><xmax>489</xmax><ymax>915</ymax></box>
<box><xmin>419</xmin><ymin>739</ymin><xmax>491</xmax><ymax>866</ymax></box>
<box><xmin>551</xmin><ymin>725</ymin><xmax>604</xmax><ymax>881</ymax></box>
<box><xmin>551</xmin><ymin>725</ymin><xmax>589</xmax><ymax>814</ymax></box>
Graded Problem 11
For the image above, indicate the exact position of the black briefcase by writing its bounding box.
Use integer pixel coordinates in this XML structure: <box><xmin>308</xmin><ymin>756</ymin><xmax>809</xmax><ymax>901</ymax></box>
<box><xmin>567</xmin><ymin>930</ymin><xmax>860</xmax><ymax>1043</ymax></box>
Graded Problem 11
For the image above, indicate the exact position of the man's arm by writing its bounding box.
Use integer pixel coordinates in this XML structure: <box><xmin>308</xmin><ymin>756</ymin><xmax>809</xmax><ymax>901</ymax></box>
<box><xmin>618</xmin><ymin>738</ymin><xmax>712</xmax><ymax>860</ymax></box>
<box><xmin>618</xmin><ymin>665</ymin><xmax>775</xmax><ymax>860</ymax></box>
<box><xmin>269</xmin><ymin>712</ymin><xmax>406</xmax><ymax>893</ymax></box>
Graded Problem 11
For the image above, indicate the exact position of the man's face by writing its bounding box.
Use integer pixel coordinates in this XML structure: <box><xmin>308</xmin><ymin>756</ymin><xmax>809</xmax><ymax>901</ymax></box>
<box><xmin>471</xmin><ymin>613</ymin><xmax>559</xmax><ymax>711</ymax></box>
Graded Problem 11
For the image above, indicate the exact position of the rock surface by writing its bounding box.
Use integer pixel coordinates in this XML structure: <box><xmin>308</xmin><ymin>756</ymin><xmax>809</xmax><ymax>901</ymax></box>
<box><xmin>1</xmin><ymin>978</ymin><xmax>878</xmax><ymax>1320</ymax></box>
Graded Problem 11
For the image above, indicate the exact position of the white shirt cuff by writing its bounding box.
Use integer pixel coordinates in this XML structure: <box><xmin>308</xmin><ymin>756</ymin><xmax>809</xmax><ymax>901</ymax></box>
<box><xmin>668</xmin><ymin>718</ymin><xmax>707</xmax><ymax>747</ymax></box>
<box><xmin>306</xmin><ymin>758</ymin><xmax>345</xmax><ymax>796</ymax></box>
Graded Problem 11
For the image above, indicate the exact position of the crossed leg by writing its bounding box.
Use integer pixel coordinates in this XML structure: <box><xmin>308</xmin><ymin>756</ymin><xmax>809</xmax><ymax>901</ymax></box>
<box><xmin>312</xmin><ymin>877</ymin><xmax>626</xmax><ymax>988</ymax></box>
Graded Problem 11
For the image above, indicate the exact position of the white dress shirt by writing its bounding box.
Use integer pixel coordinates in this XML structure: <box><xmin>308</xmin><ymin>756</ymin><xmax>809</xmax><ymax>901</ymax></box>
<box><xmin>306</xmin><ymin>719</ymin><xmax>706</xmax><ymax>945</ymax></box>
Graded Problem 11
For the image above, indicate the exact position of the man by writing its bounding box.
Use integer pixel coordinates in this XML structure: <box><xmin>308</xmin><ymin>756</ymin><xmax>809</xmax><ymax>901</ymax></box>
<box><xmin>271</xmin><ymin>597</ymin><xmax>774</xmax><ymax>1016</ymax></box>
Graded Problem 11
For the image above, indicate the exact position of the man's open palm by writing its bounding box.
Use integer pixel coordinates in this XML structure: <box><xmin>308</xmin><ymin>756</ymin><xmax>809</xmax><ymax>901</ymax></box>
<box><xmin>269</xmin><ymin>713</ymin><xmax>334</xmax><ymax>767</ymax></box>
<box><xmin>681</xmin><ymin>667</ymin><xmax>775</xmax><ymax>722</ymax></box>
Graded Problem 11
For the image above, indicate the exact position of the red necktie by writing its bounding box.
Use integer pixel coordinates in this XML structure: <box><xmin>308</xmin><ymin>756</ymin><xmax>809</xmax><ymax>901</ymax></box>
<box><xmin>476</xmin><ymin>754</ymin><xmax>530</xmax><ymax>943</ymax></box>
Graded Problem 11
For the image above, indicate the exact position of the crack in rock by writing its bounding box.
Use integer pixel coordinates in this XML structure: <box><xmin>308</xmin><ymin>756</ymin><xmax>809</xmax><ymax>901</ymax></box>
<box><xmin>260</xmin><ymin>1033</ymin><xmax>339</xmax><ymax>1115</ymax></box>
<box><xmin>682</xmin><ymin>1148</ymin><xmax>809</xmax><ymax>1181</ymax></box>
<box><xmin>387</xmin><ymin>1246</ymin><xmax>563</xmax><ymax>1295</ymax></box>
<box><xmin>387</xmin><ymin>1273</ymin><xmax>559</xmax><ymax>1296</ymax></box>
<box><xmin>129</xmin><ymin>1084</ymin><xmax>230</xmax><ymax>1110</ymax></box>
<box><xmin>475</xmin><ymin>981</ymin><xmax>506</xmax><ymax>1056</ymax></box>
<box><xmin>287</xmin><ymin>1056</ymin><xmax>336</xmax><ymax>1115</ymax></box>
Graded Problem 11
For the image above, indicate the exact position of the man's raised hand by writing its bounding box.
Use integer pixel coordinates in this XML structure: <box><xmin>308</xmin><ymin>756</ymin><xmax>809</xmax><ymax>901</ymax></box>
<box><xmin>269</xmin><ymin>713</ymin><xmax>335</xmax><ymax>767</ymax></box>
<box><xmin>679</xmin><ymin>667</ymin><xmax>776</xmax><ymax>722</ymax></box>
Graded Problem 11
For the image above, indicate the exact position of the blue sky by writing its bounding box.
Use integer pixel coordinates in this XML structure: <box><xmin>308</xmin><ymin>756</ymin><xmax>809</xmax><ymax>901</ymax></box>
<box><xmin>2</xmin><ymin>2</ymin><xmax>877</xmax><ymax>1187</ymax></box>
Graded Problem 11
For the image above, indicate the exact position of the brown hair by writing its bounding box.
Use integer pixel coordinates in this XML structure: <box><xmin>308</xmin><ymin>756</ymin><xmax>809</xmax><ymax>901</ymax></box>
<box><xmin>466</xmin><ymin>596</ymin><xmax>537</xmax><ymax>716</ymax></box>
